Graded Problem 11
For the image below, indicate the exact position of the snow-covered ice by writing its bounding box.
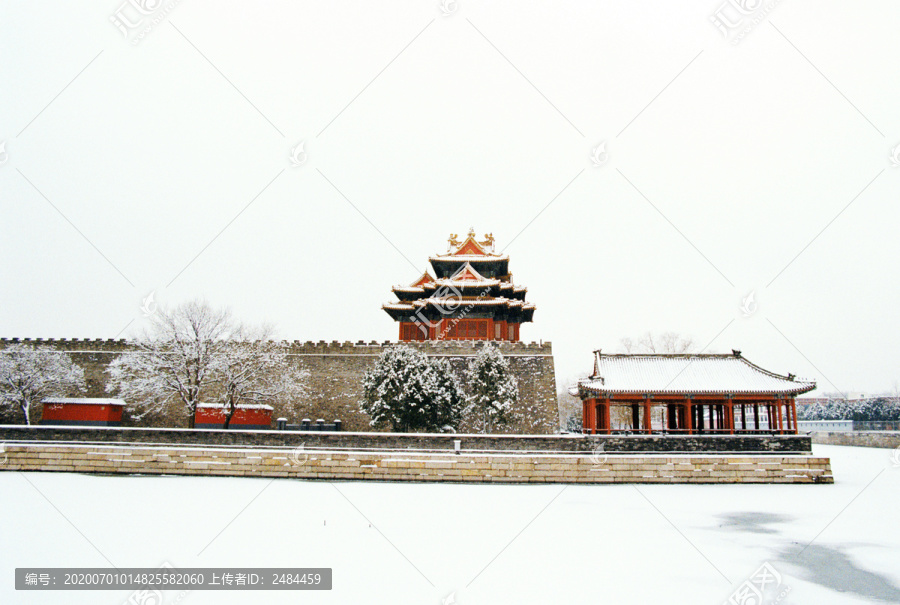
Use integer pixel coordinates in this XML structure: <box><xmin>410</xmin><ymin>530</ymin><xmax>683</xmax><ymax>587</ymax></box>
<box><xmin>2</xmin><ymin>444</ymin><xmax>899</xmax><ymax>605</ymax></box>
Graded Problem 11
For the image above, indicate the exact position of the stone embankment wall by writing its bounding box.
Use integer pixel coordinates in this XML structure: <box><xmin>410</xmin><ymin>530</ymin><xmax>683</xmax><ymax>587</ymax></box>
<box><xmin>811</xmin><ymin>431</ymin><xmax>900</xmax><ymax>449</ymax></box>
<box><xmin>0</xmin><ymin>443</ymin><xmax>833</xmax><ymax>484</ymax></box>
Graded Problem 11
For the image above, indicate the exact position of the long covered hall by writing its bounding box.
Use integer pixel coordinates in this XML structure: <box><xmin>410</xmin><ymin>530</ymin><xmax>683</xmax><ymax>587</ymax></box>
<box><xmin>573</xmin><ymin>350</ymin><xmax>816</xmax><ymax>435</ymax></box>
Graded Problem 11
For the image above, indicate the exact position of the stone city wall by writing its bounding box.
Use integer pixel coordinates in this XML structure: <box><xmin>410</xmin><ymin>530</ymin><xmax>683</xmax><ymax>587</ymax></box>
<box><xmin>0</xmin><ymin>339</ymin><xmax>558</xmax><ymax>434</ymax></box>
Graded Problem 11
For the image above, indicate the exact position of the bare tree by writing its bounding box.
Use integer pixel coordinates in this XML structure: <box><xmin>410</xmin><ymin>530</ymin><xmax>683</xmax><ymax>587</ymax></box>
<box><xmin>619</xmin><ymin>331</ymin><xmax>696</xmax><ymax>354</ymax></box>
<box><xmin>0</xmin><ymin>344</ymin><xmax>86</xmax><ymax>424</ymax></box>
<box><xmin>107</xmin><ymin>300</ymin><xmax>234</xmax><ymax>427</ymax></box>
<box><xmin>558</xmin><ymin>373</ymin><xmax>589</xmax><ymax>432</ymax></box>
<box><xmin>614</xmin><ymin>332</ymin><xmax>697</xmax><ymax>428</ymax></box>
<box><xmin>215</xmin><ymin>325</ymin><xmax>309</xmax><ymax>428</ymax></box>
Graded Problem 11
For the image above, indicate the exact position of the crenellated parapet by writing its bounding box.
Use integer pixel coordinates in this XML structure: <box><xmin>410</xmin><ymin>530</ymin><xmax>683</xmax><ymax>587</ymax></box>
<box><xmin>1</xmin><ymin>338</ymin><xmax>133</xmax><ymax>353</ymax></box>
<box><xmin>282</xmin><ymin>340</ymin><xmax>552</xmax><ymax>356</ymax></box>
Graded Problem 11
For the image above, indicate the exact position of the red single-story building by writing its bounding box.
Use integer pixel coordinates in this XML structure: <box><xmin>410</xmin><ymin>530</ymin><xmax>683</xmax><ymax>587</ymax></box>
<box><xmin>194</xmin><ymin>403</ymin><xmax>274</xmax><ymax>430</ymax></box>
<box><xmin>41</xmin><ymin>398</ymin><xmax>126</xmax><ymax>426</ymax></box>
<box><xmin>572</xmin><ymin>350</ymin><xmax>816</xmax><ymax>435</ymax></box>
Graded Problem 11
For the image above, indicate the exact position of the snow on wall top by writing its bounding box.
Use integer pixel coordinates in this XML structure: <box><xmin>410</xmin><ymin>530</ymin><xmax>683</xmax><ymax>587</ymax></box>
<box><xmin>41</xmin><ymin>398</ymin><xmax>126</xmax><ymax>405</ymax></box>
<box><xmin>1</xmin><ymin>338</ymin><xmax>552</xmax><ymax>355</ymax></box>
<box><xmin>196</xmin><ymin>403</ymin><xmax>274</xmax><ymax>410</ymax></box>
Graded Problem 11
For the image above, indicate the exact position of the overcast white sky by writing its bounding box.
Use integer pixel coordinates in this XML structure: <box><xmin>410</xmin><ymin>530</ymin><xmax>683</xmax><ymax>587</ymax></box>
<box><xmin>1</xmin><ymin>1</ymin><xmax>898</xmax><ymax>396</ymax></box>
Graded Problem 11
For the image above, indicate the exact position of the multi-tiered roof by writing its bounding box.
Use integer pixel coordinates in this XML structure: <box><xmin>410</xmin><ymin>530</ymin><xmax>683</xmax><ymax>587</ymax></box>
<box><xmin>383</xmin><ymin>230</ymin><xmax>535</xmax><ymax>341</ymax></box>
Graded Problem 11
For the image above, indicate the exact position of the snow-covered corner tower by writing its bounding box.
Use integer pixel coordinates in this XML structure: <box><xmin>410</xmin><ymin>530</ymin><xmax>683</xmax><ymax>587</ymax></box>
<box><xmin>382</xmin><ymin>229</ymin><xmax>536</xmax><ymax>342</ymax></box>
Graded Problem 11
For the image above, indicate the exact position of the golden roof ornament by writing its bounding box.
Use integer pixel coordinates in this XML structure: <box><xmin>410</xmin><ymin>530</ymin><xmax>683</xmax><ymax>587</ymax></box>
<box><xmin>479</xmin><ymin>232</ymin><xmax>495</xmax><ymax>252</ymax></box>
<box><xmin>447</xmin><ymin>233</ymin><xmax>461</xmax><ymax>250</ymax></box>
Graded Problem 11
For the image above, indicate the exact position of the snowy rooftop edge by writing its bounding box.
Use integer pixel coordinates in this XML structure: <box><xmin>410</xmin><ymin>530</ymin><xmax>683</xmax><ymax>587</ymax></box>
<box><xmin>41</xmin><ymin>398</ymin><xmax>126</xmax><ymax>405</ymax></box>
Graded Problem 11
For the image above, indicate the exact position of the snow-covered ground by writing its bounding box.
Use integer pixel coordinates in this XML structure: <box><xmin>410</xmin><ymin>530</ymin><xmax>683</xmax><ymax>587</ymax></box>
<box><xmin>2</xmin><ymin>444</ymin><xmax>899</xmax><ymax>605</ymax></box>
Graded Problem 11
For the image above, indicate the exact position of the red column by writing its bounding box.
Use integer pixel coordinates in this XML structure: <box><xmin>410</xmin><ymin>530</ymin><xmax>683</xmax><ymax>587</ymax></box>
<box><xmin>688</xmin><ymin>398</ymin><xmax>694</xmax><ymax>434</ymax></box>
<box><xmin>644</xmin><ymin>399</ymin><xmax>652</xmax><ymax>434</ymax></box>
<box><xmin>790</xmin><ymin>398</ymin><xmax>798</xmax><ymax>434</ymax></box>
<box><xmin>727</xmin><ymin>397</ymin><xmax>735</xmax><ymax>435</ymax></box>
<box><xmin>604</xmin><ymin>397</ymin><xmax>612</xmax><ymax>435</ymax></box>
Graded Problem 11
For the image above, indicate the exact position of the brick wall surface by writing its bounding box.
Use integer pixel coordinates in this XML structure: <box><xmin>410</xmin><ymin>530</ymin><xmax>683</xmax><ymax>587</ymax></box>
<box><xmin>0</xmin><ymin>443</ymin><xmax>833</xmax><ymax>484</ymax></box>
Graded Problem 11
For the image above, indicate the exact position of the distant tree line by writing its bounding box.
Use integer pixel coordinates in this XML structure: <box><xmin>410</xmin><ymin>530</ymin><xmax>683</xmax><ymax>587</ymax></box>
<box><xmin>799</xmin><ymin>398</ymin><xmax>900</xmax><ymax>422</ymax></box>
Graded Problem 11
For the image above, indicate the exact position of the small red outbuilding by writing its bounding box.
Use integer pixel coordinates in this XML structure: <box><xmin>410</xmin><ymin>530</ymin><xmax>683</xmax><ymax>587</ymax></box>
<box><xmin>41</xmin><ymin>398</ymin><xmax>125</xmax><ymax>426</ymax></box>
<box><xmin>194</xmin><ymin>403</ymin><xmax>274</xmax><ymax>430</ymax></box>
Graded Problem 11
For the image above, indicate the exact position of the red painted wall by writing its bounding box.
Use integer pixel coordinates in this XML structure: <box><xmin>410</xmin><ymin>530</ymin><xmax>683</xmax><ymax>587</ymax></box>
<box><xmin>194</xmin><ymin>405</ymin><xmax>273</xmax><ymax>429</ymax></box>
<box><xmin>42</xmin><ymin>403</ymin><xmax>123</xmax><ymax>425</ymax></box>
<box><xmin>398</xmin><ymin>319</ymin><xmax>521</xmax><ymax>342</ymax></box>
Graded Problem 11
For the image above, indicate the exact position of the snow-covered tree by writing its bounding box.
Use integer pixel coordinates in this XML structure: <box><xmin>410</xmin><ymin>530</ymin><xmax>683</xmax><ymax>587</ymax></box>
<box><xmin>799</xmin><ymin>402</ymin><xmax>827</xmax><ymax>421</ymax></box>
<box><xmin>107</xmin><ymin>300</ymin><xmax>235</xmax><ymax>427</ymax></box>
<box><xmin>361</xmin><ymin>345</ymin><xmax>464</xmax><ymax>432</ymax></box>
<box><xmin>823</xmin><ymin>398</ymin><xmax>852</xmax><ymax>421</ymax></box>
<box><xmin>214</xmin><ymin>326</ymin><xmax>309</xmax><ymax>428</ymax></box>
<box><xmin>426</xmin><ymin>357</ymin><xmax>464</xmax><ymax>431</ymax></box>
<box><xmin>0</xmin><ymin>344</ymin><xmax>86</xmax><ymax>424</ymax></box>
<box><xmin>463</xmin><ymin>344</ymin><xmax>518</xmax><ymax>434</ymax></box>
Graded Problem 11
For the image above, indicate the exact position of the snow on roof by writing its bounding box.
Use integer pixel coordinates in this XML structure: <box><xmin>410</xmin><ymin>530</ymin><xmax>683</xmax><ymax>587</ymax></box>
<box><xmin>420</xmin><ymin>297</ymin><xmax>516</xmax><ymax>306</ymax></box>
<box><xmin>432</xmin><ymin>277</ymin><xmax>500</xmax><ymax>288</ymax></box>
<box><xmin>196</xmin><ymin>402</ymin><xmax>274</xmax><ymax>410</ymax></box>
<box><xmin>383</xmin><ymin>302</ymin><xmax>415</xmax><ymax>310</ymax></box>
<box><xmin>41</xmin><ymin>398</ymin><xmax>126</xmax><ymax>405</ymax></box>
<box><xmin>429</xmin><ymin>254</ymin><xmax>509</xmax><ymax>262</ymax></box>
<box><xmin>577</xmin><ymin>353</ymin><xmax>816</xmax><ymax>396</ymax></box>
<box><xmin>409</xmin><ymin>271</ymin><xmax>435</xmax><ymax>287</ymax></box>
